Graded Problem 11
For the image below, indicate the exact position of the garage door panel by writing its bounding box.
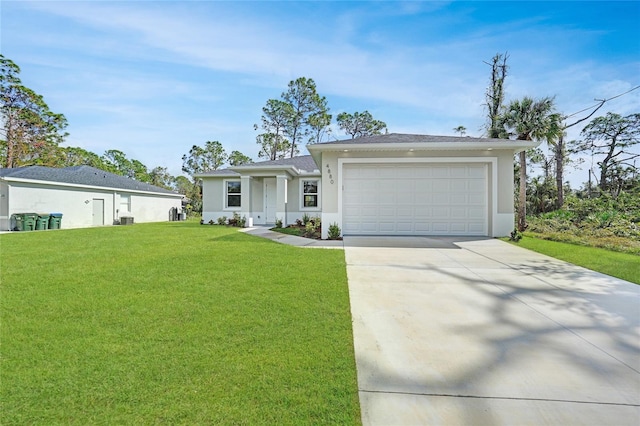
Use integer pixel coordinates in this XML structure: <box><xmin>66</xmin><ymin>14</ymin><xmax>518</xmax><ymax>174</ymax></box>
<box><xmin>468</xmin><ymin>207</ymin><xmax>485</xmax><ymax>219</ymax></box>
<box><xmin>379</xmin><ymin>206</ymin><xmax>395</xmax><ymax>217</ymax></box>
<box><xmin>450</xmin><ymin>166</ymin><xmax>468</xmax><ymax>178</ymax></box>
<box><xmin>469</xmin><ymin>193</ymin><xmax>485</xmax><ymax>204</ymax></box>
<box><xmin>343</xmin><ymin>163</ymin><xmax>487</xmax><ymax>236</ymax></box>
<box><xmin>451</xmin><ymin>207</ymin><xmax>467</xmax><ymax>219</ymax></box>
<box><xmin>397</xmin><ymin>207</ymin><xmax>412</xmax><ymax>217</ymax></box>
<box><xmin>432</xmin><ymin>167</ymin><xmax>449</xmax><ymax>178</ymax></box>
<box><xmin>396</xmin><ymin>221</ymin><xmax>413</xmax><ymax>232</ymax></box>
<box><xmin>450</xmin><ymin>193</ymin><xmax>467</xmax><ymax>204</ymax></box>
<box><xmin>450</xmin><ymin>223</ymin><xmax>467</xmax><ymax>233</ymax></box>
<box><xmin>468</xmin><ymin>165</ymin><xmax>486</xmax><ymax>178</ymax></box>
<box><xmin>360</xmin><ymin>222</ymin><xmax>378</xmax><ymax>232</ymax></box>
<box><xmin>468</xmin><ymin>223</ymin><xmax>486</xmax><ymax>233</ymax></box>
<box><xmin>432</xmin><ymin>193</ymin><xmax>449</xmax><ymax>204</ymax></box>
<box><xmin>415</xmin><ymin>222</ymin><xmax>431</xmax><ymax>232</ymax></box>
<box><xmin>451</xmin><ymin>180</ymin><xmax>468</xmax><ymax>191</ymax></box>
<box><xmin>433</xmin><ymin>207</ymin><xmax>450</xmax><ymax>218</ymax></box>
<box><xmin>469</xmin><ymin>180</ymin><xmax>486</xmax><ymax>192</ymax></box>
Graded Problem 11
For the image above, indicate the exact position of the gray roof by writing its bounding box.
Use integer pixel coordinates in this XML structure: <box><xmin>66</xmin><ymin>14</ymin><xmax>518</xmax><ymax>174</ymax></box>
<box><xmin>236</xmin><ymin>155</ymin><xmax>319</xmax><ymax>171</ymax></box>
<box><xmin>198</xmin><ymin>155</ymin><xmax>319</xmax><ymax>176</ymax></box>
<box><xmin>312</xmin><ymin>133</ymin><xmax>509</xmax><ymax>145</ymax></box>
<box><xmin>0</xmin><ymin>165</ymin><xmax>179</xmax><ymax>195</ymax></box>
<box><xmin>199</xmin><ymin>169</ymin><xmax>240</xmax><ymax>177</ymax></box>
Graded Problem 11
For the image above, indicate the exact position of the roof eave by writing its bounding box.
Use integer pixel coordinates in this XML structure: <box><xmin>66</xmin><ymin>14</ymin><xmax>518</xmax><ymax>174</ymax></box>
<box><xmin>307</xmin><ymin>140</ymin><xmax>538</xmax><ymax>156</ymax></box>
<box><xmin>1</xmin><ymin>176</ymin><xmax>181</xmax><ymax>197</ymax></box>
<box><xmin>194</xmin><ymin>171</ymin><xmax>239</xmax><ymax>178</ymax></box>
<box><xmin>228</xmin><ymin>164</ymin><xmax>301</xmax><ymax>176</ymax></box>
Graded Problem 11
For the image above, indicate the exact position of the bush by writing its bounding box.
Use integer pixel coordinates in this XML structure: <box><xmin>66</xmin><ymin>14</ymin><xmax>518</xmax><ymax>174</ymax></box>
<box><xmin>302</xmin><ymin>217</ymin><xmax>321</xmax><ymax>239</ymax></box>
<box><xmin>509</xmin><ymin>229</ymin><xmax>522</xmax><ymax>242</ymax></box>
<box><xmin>302</xmin><ymin>213</ymin><xmax>311</xmax><ymax>225</ymax></box>
<box><xmin>275</xmin><ymin>218</ymin><xmax>283</xmax><ymax>228</ymax></box>
<box><xmin>327</xmin><ymin>223</ymin><xmax>341</xmax><ymax>240</ymax></box>
<box><xmin>225</xmin><ymin>213</ymin><xmax>247</xmax><ymax>228</ymax></box>
<box><xmin>217</xmin><ymin>216</ymin><xmax>227</xmax><ymax>225</ymax></box>
<box><xmin>526</xmin><ymin>193</ymin><xmax>640</xmax><ymax>254</ymax></box>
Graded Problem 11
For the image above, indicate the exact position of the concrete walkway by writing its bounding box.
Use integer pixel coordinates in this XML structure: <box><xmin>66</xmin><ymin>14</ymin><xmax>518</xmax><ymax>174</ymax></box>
<box><xmin>240</xmin><ymin>226</ymin><xmax>343</xmax><ymax>248</ymax></box>
<box><xmin>344</xmin><ymin>236</ymin><xmax>640</xmax><ymax>425</ymax></box>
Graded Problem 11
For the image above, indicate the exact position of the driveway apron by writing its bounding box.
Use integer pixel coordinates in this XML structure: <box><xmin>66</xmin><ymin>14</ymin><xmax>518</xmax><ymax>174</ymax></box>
<box><xmin>344</xmin><ymin>236</ymin><xmax>640</xmax><ymax>425</ymax></box>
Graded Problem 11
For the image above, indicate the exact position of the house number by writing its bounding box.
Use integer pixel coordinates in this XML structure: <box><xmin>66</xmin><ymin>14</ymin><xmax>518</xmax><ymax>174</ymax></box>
<box><xmin>326</xmin><ymin>164</ymin><xmax>334</xmax><ymax>184</ymax></box>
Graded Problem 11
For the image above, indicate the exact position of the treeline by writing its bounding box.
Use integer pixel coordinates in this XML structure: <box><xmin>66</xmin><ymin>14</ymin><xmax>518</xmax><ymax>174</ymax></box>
<box><xmin>1</xmin><ymin>54</ymin><xmax>389</xmax><ymax>214</ymax></box>
<box><xmin>477</xmin><ymin>53</ymin><xmax>639</xmax><ymax>232</ymax></box>
<box><xmin>254</xmin><ymin>76</ymin><xmax>388</xmax><ymax>161</ymax></box>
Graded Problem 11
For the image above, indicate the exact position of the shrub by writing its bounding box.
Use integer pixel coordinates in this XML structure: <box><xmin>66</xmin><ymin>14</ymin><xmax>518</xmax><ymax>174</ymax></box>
<box><xmin>302</xmin><ymin>213</ymin><xmax>311</xmax><ymax>225</ymax></box>
<box><xmin>208</xmin><ymin>219</ymin><xmax>215</xmax><ymax>225</ymax></box>
<box><xmin>227</xmin><ymin>212</ymin><xmax>240</xmax><ymax>227</ymax></box>
<box><xmin>302</xmin><ymin>218</ymin><xmax>321</xmax><ymax>239</ymax></box>
<box><xmin>509</xmin><ymin>229</ymin><xmax>522</xmax><ymax>242</ymax></box>
<box><xmin>275</xmin><ymin>218</ymin><xmax>283</xmax><ymax>228</ymax></box>
<box><xmin>327</xmin><ymin>223</ymin><xmax>341</xmax><ymax>240</ymax></box>
<box><xmin>217</xmin><ymin>216</ymin><xmax>227</xmax><ymax>225</ymax></box>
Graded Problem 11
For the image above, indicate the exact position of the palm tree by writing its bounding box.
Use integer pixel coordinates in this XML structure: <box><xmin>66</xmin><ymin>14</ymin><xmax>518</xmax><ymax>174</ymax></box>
<box><xmin>500</xmin><ymin>97</ymin><xmax>562</xmax><ymax>231</ymax></box>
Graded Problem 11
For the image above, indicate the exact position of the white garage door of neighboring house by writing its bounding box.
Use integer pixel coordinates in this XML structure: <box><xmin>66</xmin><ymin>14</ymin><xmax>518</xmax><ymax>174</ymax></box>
<box><xmin>342</xmin><ymin>163</ymin><xmax>488</xmax><ymax>236</ymax></box>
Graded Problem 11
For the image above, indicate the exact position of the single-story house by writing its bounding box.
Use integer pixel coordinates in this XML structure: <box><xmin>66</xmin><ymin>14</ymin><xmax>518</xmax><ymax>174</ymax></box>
<box><xmin>0</xmin><ymin>165</ymin><xmax>183</xmax><ymax>231</ymax></box>
<box><xmin>197</xmin><ymin>133</ymin><xmax>537</xmax><ymax>239</ymax></box>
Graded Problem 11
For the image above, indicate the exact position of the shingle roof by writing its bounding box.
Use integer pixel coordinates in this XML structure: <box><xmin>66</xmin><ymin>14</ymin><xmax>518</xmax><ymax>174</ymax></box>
<box><xmin>0</xmin><ymin>165</ymin><xmax>179</xmax><ymax>195</ymax></box>
<box><xmin>312</xmin><ymin>133</ymin><xmax>508</xmax><ymax>145</ymax></box>
<box><xmin>197</xmin><ymin>155</ymin><xmax>319</xmax><ymax>176</ymax></box>
<box><xmin>237</xmin><ymin>155</ymin><xmax>318</xmax><ymax>171</ymax></box>
<box><xmin>199</xmin><ymin>169</ymin><xmax>240</xmax><ymax>176</ymax></box>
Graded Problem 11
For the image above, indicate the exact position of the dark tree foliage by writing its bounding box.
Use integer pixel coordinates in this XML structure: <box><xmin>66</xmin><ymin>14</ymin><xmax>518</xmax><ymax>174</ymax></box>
<box><xmin>337</xmin><ymin>111</ymin><xmax>387</xmax><ymax>139</ymax></box>
<box><xmin>0</xmin><ymin>54</ymin><xmax>68</xmax><ymax>168</ymax></box>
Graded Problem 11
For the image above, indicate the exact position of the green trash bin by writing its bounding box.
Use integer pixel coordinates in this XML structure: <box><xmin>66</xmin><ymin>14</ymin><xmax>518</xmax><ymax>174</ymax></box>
<box><xmin>49</xmin><ymin>213</ymin><xmax>63</xmax><ymax>230</ymax></box>
<box><xmin>36</xmin><ymin>213</ymin><xmax>50</xmax><ymax>230</ymax></box>
<box><xmin>10</xmin><ymin>213</ymin><xmax>25</xmax><ymax>231</ymax></box>
<box><xmin>23</xmin><ymin>213</ymin><xmax>37</xmax><ymax>231</ymax></box>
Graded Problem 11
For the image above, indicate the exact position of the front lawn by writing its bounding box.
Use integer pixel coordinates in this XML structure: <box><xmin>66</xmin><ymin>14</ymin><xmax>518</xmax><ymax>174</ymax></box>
<box><xmin>507</xmin><ymin>235</ymin><xmax>640</xmax><ymax>284</ymax></box>
<box><xmin>0</xmin><ymin>223</ymin><xmax>360</xmax><ymax>424</ymax></box>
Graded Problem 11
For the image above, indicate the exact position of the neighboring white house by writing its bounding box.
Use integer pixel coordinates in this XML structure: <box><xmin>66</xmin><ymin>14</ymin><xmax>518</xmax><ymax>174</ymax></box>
<box><xmin>197</xmin><ymin>133</ymin><xmax>538</xmax><ymax>239</ymax></box>
<box><xmin>0</xmin><ymin>165</ymin><xmax>183</xmax><ymax>231</ymax></box>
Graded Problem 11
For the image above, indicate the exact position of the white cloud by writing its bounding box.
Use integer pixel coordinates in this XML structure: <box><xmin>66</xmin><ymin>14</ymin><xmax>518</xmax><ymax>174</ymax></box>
<box><xmin>5</xmin><ymin>1</ymin><xmax>638</xmax><ymax>186</ymax></box>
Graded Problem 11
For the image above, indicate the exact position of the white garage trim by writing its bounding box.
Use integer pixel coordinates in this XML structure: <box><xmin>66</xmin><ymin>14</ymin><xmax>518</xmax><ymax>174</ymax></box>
<box><xmin>338</xmin><ymin>157</ymin><xmax>498</xmax><ymax>236</ymax></box>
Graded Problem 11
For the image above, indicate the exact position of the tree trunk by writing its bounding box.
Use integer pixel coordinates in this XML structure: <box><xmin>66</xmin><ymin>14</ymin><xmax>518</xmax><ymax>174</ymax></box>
<box><xmin>599</xmin><ymin>138</ymin><xmax>617</xmax><ymax>192</ymax></box>
<box><xmin>518</xmin><ymin>151</ymin><xmax>527</xmax><ymax>231</ymax></box>
<box><xmin>555</xmin><ymin>135</ymin><xmax>564</xmax><ymax>208</ymax></box>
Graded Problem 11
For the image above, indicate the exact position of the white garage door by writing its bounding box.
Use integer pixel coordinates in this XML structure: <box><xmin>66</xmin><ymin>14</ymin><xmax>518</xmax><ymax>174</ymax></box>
<box><xmin>343</xmin><ymin>163</ymin><xmax>487</xmax><ymax>236</ymax></box>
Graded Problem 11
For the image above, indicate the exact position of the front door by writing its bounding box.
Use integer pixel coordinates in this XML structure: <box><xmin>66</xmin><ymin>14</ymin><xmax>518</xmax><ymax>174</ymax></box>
<box><xmin>264</xmin><ymin>178</ymin><xmax>277</xmax><ymax>224</ymax></box>
<box><xmin>92</xmin><ymin>199</ymin><xmax>104</xmax><ymax>226</ymax></box>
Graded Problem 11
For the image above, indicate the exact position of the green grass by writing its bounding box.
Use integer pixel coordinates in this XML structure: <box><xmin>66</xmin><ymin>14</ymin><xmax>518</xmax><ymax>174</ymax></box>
<box><xmin>507</xmin><ymin>235</ymin><xmax>640</xmax><ymax>284</ymax></box>
<box><xmin>271</xmin><ymin>226</ymin><xmax>305</xmax><ymax>237</ymax></box>
<box><xmin>0</xmin><ymin>222</ymin><xmax>360</xmax><ymax>424</ymax></box>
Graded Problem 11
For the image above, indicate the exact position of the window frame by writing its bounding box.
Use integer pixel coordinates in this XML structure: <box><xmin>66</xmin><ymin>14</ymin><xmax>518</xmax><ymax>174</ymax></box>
<box><xmin>224</xmin><ymin>179</ymin><xmax>242</xmax><ymax>210</ymax></box>
<box><xmin>300</xmin><ymin>178</ymin><xmax>320</xmax><ymax>211</ymax></box>
<box><xmin>119</xmin><ymin>194</ymin><xmax>131</xmax><ymax>215</ymax></box>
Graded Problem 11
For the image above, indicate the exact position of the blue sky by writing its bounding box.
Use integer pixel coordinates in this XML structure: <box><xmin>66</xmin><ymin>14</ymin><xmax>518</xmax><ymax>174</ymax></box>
<box><xmin>2</xmin><ymin>1</ymin><xmax>639</xmax><ymax>185</ymax></box>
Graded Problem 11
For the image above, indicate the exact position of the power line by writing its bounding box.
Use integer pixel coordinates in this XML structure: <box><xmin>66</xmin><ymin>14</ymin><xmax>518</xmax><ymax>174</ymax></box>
<box><xmin>564</xmin><ymin>85</ymin><xmax>640</xmax><ymax>120</ymax></box>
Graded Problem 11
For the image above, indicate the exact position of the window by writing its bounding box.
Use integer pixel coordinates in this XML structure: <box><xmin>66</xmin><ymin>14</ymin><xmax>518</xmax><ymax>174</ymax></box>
<box><xmin>302</xmin><ymin>180</ymin><xmax>319</xmax><ymax>208</ymax></box>
<box><xmin>119</xmin><ymin>194</ymin><xmax>131</xmax><ymax>215</ymax></box>
<box><xmin>226</xmin><ymin>180</ymin><xmax>241</xmax><ymax>208</ymax></box>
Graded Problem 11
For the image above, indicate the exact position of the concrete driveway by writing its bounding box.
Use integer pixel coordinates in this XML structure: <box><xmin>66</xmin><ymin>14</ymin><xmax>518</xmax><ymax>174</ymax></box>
<box><xmin>344</xmin><ymin>236</ymin><xmax>640</xmax><ymax>425</ymax></box>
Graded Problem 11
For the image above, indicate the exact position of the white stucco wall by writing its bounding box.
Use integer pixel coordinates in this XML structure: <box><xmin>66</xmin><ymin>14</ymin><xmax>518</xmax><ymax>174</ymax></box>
<box><xmin>201</xmin><ymin>174</ymin><xmax>322</xmax><ymax>226</ymax></box>
<box><xmin>0</xmin><ymin>180</ymin><xmax>181</xmax><ymax>231</ymax></box>
<box><xmin>316</xmin><ymin>149</ymin><xmax>517</xmax><ymax>238</ymax></box>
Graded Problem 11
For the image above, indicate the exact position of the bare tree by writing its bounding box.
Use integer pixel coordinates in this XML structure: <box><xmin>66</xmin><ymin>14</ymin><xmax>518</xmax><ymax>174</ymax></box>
<box><xmin>484</xmin><ymin>52</ymin><xmax>509</xmax><ymax>138</ymax></box>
